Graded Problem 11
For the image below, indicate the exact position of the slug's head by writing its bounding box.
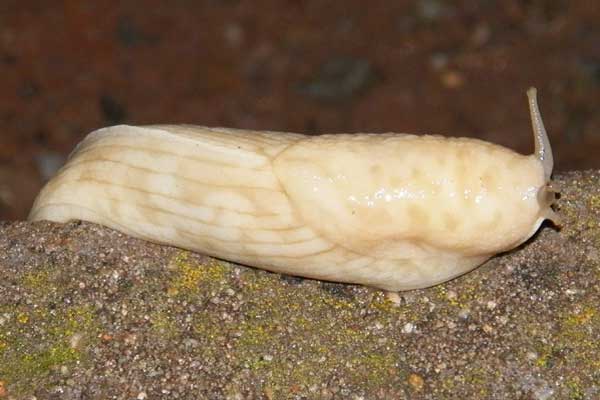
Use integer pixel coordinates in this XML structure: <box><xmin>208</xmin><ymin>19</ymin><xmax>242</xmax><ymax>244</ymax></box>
<box><xmin>527</xmin><ymin>87</ymin><xmax>559</xmax><ymax>225</ymax></box>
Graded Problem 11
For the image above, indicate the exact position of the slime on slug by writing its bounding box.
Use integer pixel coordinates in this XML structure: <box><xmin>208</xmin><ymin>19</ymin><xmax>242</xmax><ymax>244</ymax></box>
<box><xmin>29</xmin><ymin>88</ymin><xmax>557</xmax><ymax>291</ymax></box>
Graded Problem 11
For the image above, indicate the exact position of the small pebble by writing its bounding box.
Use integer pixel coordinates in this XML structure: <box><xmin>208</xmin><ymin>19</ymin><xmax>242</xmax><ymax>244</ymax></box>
<box><xmin>69</xmin><ymin>333</ymin><xmax>83</xmax><ymax>349</ymax></box>
<box><xmin>564</xmin><ymin>288</ymin><xmax>579</xmax><ymax>296</ymax></box>
<box><xmin>458</xmin><ymin>308</ymin><xmax>470</xmax><ymax>319</ymax></box>
<box><xmin>408</xmin><ymin>373</ymin><xmax>424</xmax><ymax>391</ymax></box>
<box><xmin>526</xmin><ymin>351</ymin><xmax>538</xmax><ymax>361</ymax></box>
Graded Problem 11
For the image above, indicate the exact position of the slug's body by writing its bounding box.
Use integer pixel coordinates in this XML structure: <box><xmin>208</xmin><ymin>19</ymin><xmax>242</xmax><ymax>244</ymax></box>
<box><xmin>29</xmin><ymin>89</ymin><xmax>556</xmax><ymax>291</ymax></box>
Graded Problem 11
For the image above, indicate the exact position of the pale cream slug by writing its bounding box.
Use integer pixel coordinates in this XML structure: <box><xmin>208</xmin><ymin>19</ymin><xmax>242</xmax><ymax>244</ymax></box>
<box><xmin>29</xmin><ymin>88</ymin><xmax>557</xmax><ymax>291</ymax></box>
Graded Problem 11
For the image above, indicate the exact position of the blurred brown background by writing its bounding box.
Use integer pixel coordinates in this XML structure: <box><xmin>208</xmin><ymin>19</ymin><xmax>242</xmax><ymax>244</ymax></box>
<box><xmin>1</xmin><ymin>1</ymin><xmax>599</xmax><ymax>221</ymax></box>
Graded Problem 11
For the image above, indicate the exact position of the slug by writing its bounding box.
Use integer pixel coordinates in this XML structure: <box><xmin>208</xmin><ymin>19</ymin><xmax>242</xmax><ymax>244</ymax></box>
<box><xmin>29</xmin><ymin>88</ymin><xmax>557</xmax><ymax>291</ymax></box>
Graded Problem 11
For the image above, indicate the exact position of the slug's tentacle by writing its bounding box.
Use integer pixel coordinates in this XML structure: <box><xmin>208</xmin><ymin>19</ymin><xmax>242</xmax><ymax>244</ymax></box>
<box><xmin>527</xmin><ymin>88</ymin><xmax>560</xmax><ymax>227</ymax></box>
<box><xmin>527</xmin><ymin>87</ymin><xmax>553</xmax><ymax>181</ymax></box>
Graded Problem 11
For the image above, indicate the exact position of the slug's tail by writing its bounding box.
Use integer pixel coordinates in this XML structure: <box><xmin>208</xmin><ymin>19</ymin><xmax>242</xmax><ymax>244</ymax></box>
<box><xmin>27</xmin><ymin>124</ymin><xmax>320</xmax><ymax>254</ymax></box>
<box><xmin>527</xmin><ymin>87</ymin><xmax>554</xmax><ymax>182</ymax></box>
<box><xmin>29</xmin><ymin>125</ymin><xmax>304</xmax><ymax>236</ymax></box>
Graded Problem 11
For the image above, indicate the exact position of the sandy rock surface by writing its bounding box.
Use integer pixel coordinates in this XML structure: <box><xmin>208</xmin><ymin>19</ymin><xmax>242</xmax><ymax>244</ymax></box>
<box><xmin>0</xmin><ymin>170</ymin><xmax>599</xmax><ymax>399</ymax></box>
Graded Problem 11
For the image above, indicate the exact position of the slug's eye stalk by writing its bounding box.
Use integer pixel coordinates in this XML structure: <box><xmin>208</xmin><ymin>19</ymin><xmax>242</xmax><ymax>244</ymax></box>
<box><xmin>528</xmin><ymin>87</ymin><xmax>560</xmax><ymax>226</ymax></box>
<box><xmin>527</xmin><ymin>87</ymin><xmax>554</xmax><ymax>182</ymax></box>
